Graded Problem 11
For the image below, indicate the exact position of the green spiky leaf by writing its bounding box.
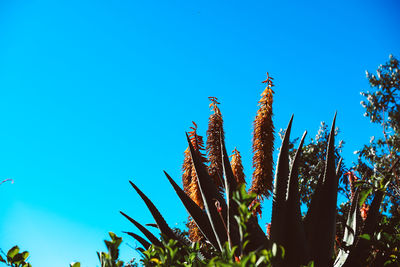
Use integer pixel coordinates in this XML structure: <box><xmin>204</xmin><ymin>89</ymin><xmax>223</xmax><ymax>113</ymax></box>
<box><xmin>120</xmin><ymin>211</ymin><xmax>162</xmax><ymax>247</ymax></box>
<box><xmin>164</xmin><ymin>171</ymin><xmax>219</xmax><ymax>249</ymax></box>
<box><xmin>128</xmin><ymin>181</ymin><xmax>178</xmax><ymax>242</ymax></box>
<box><xmin>271</xmin><ymin>115</ymin><xmax>294</xmax><ymax>247</ymax></box>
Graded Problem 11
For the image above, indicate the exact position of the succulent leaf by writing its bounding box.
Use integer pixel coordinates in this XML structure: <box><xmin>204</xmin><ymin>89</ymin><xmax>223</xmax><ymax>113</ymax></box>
<box><xmin>120</xmin><ymin>211</ymin><xmax>162</xmax><ymax>247</ymax></box>
<box><xmin>308</xmin><ymin>112</ymin><xmax>338</xmax><ymax>266</ymax></box>
<box><xmin>343</xmin><ymin>188</ymin><xmax>384</xmax><ymax>266</ymax></box>
<box><xmin>220</xmin><ymin>134</ymin><xmax>241</xmax><ymax>250</ymax></box>
<box><xmin>334</xmin><ymin>189</ymin><xmax>360</xmax><ymax>267</ymax></box>
<box><xmin>128</xmin><ymin>181</ymin><xmax>178</xmax><ymax>242</ymax></box>
<box><xmin>186</xmin><ymin>132</ymin><xmax>228</xmax><ymax>251</ymax></box>
<box><xmin>164</xmin><ymin>171</ymin><xmax>219</xmax><ymax>249</ymax></box>
<box><xmin>270</xmin><ymin>115</ymin><xmax>294</xmax><ymax>247</ymax></box>
<box><xmin>124</xmin><ymin>232</ymin><xmax>151</xmax><ymax>250</ymax></box>
<box><xmin>284</xmin><ymin>130</ymin><xmax>309</xmax><ymax>266</ymax></box>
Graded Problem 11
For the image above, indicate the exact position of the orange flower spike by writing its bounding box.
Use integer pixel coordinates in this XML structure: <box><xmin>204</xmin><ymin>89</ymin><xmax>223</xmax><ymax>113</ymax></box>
<box><xmin>183</xmin><ymin>121</ymin><xmax>208</xmax><ymax>242</ymax></box>
<box><xmin>261</xmin><ymin>72</ymin><xmax>274</xmax><ymax>85</ymax></box>
<box><xmin>188</xmin><ymin>219</ymin><xmax>204</xmax><ymax>242</ymax></box>
<box><xmin>182</xmin><ymin>148</ymin><xmax>193</xmax><ymax>194</ymax></box>
<box><xmin>250</xmin><ymin>72</ymin><xmax>275</xmax><ymax>199</ymax></box>
<box><xmin>206</xmin><ymin>96</ymin><xmax>225</xmax><ymax>192</ymax></box>
<box><xmin>230</xmin><ymin>148</ymin><xmax>246</xmax><ymax>184</ymax></box>
<box><xmin>182</xmin><ymin>121</ymin><xmax>207</xmax><ymax>196</ymax></box>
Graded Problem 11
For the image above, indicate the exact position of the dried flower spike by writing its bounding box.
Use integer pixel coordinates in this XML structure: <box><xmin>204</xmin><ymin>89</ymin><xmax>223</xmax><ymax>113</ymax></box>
<box><xmin>230</xmin><ymin>148</ymin><xmax>246</xmax><ymax>184</ymax></box>
<box><xmin>206</xmin><ymin>96</ymin><xmax>225</xmax><ymax>192</ymax></box>
<box><xmin>250</xmin><ymin>72</ymin><xmax>275</xmax><ymax>199</ymax></box>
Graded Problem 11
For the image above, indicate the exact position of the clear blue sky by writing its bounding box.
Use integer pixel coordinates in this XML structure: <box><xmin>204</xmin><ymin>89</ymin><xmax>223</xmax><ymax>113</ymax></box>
<box><xmin>0</xmin><ymin>0</ymin><xmax>399</xmax><ymax>266</ymax></box>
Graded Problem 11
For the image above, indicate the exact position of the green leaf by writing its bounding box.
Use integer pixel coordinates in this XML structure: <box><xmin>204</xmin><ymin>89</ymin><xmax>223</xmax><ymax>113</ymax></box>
<box><xmin>284</xmin><ymin>130</ymin><xmax>309</xmax><ymax>266</ymax></box>
<box><xmin>359</xmin><ymin>234</ymin><xmax>371</xmax><ymax>241</ymax></box>
<box><xmin>21</xmin><ymin>251</ymin><xmax>29</xmax><ymax>261</ymax></box>
<box><xmin>334</xmin><ymin>190</ymin><xmax>360</xmax><ymax>267</ymax></box>
<box><xmin>307</xmin><ymin>113</ymin><xmax>338</xmax><ymax>267</ymax></box>
<box><xmin>220</xmin><ymin>135</ymin><xmax>243</xmax><ymax>251</ymax></box>
<box><xmin>358</xmin><ymin>188</ymin><xmax>372</xmax><ymax>207</ymax></box>
<box><xmin>124</xmin><ymin>232</ymin><xmax>151</xmax><ymax>250</ymax></box>
<box><xmin>380</xmin><ymin>178</ymin><xmax>390</xmax><ymax>190</ymax></box>
<box><xmin>109</xmin><ymin>232</ymin><xmax>117</xmax><ymax>241</ymax></box>
<box><xmin>164</xmin><ymin>171</ymin><xmax>219</xmax><ymax>249</ymax></box>
<box><xmin>128</xmin><ymin>181</ymin><xmax>178</xmax><ymax>242</ymax></box>
<box><xmin>70</xmin><ymin>262</ymin><xmax>81</xmax><ymax>267</ymax></box>
<box><xmin>12</xmin><ymin>253</ymin><xmax>26</xmax><ymax>264</ymax></box>
<box><xmin>7</xmin><ymin>246</ymin><xmax>20</xmax><ymax>261</ymax></box>
<box><xmin>186</xmin><ymin>132</ymin><xmax>228</xmax><ymax>251</ymax></box>
<box><xmin>120</xmin><ymin>211</ymin><xmax>162</xmax><ymax>247</ymax></box>
<box><xmin>271</xmin><ymin>115</ymin><xmax>293</xmax><ymax>246</ymax></box>
<box><xmin>352</xmin><ymin>180</ymin><xmax>369</xmax><ymax>188</ymax></box>
<box><xmin>345</xmin><ymin>190</ymin><xmax>385</xmax><ymax>266</ymax></box>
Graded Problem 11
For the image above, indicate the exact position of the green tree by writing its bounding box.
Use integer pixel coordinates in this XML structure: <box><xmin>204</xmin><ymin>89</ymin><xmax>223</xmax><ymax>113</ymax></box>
<box><xmin>356</xmin><ymin>54</ymin><xmax>400</xmax><ymax>216</ymax></box>
<box><xmin>289</xmin><ymin>55</ymin><xmax>400</xmax><ymax>266</ymax></box>
<box><xmin>352</xmin><ymin>54</ymin><xmax>400</xmax><ymax>265</ymax></box>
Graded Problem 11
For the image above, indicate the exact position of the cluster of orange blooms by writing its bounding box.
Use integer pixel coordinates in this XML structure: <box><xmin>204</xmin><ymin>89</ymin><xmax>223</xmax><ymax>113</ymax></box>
<box><xmin>182</xmin><ymin>74</ymin><xmax>276</xmax><ymax>242</ymax></box>
<box><xmin>250</xmin><ymin>73</ymin><xmax>275</xmax><ymax>199</ymax></box>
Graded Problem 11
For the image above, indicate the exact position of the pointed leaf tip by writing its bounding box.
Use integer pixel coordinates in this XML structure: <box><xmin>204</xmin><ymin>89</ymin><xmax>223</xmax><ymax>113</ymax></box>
<box><xmin>332</xmin><ymin>112</ymin><xmax>337</xmax><ymax>126</ymax></box>
<box><xmin>128</xmin><ymin>180</ymin><xmax>177</xmax><ymax>241</ymax></box>
<box><xmin>284</xmin><ymin>115</ymin><xmax>294</xmax><ymax>140</ymax></box>
<box><xmin>271</xmin><ymin>115</ymin><xmax>294</xmax><ymax>245</ymax></box>
<box><xmin>120</xmin><ymin>211</ymin><xmax>162</xmax><ymax>247</ymax></box>
<box><xmin>163</xmin><ymin>170</ymin><xmax>220</xmax><ymax>249</ymax></box>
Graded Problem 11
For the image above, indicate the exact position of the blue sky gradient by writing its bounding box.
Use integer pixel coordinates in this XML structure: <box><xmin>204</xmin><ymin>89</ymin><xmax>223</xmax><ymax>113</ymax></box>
<box><xmin>0</xmin><ymin>0</ymin><xmax>399</xmax><ymax>266</ymax></box>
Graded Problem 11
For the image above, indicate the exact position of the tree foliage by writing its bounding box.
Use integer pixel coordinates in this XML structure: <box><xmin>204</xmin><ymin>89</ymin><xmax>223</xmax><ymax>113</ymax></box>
<box><xmin>352</xmin><ymin>54</ymin><xmax>400</xmax><ymax>265</ymax></box>
<box><xmin>0</xmin><ymin>246</ymin><xmax>31</xmax><ymax>267</ymax></box>
<box><xmin>356</xmin><ymin>54</ymin><xmax>400</xmax><ymax>216</ymax></box>
<box><xmin>289</xmin><ymin>55</ymin><xmax>400</xmax><ymax>266</ymax></box>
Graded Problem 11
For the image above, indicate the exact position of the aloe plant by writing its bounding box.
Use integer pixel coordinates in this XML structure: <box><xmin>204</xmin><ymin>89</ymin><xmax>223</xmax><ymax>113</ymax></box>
<box><xmin>121</xmin><ymin>111</ymin><xmax>387</xmax><ymax>266</ymax></box>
